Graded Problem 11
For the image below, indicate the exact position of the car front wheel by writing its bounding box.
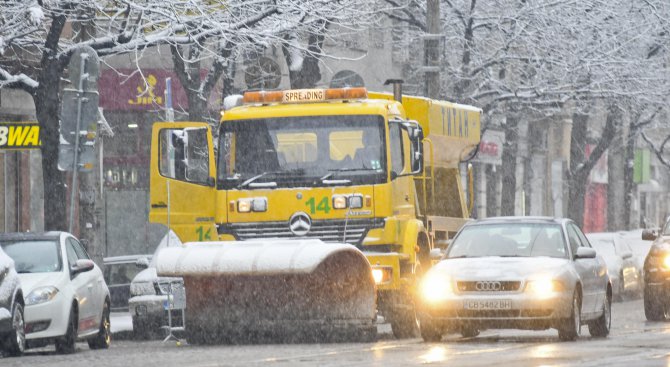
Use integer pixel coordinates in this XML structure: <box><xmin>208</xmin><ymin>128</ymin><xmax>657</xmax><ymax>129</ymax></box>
<box><xmin>588</xmin><ymin>293</ymin><xmax>611</xmax><ymax>337</ymax></box>
<box><xmin>2</xmin><ymin>302</ymin><xmax>25</xmax><ymax>357</ymax></box>
<box><xmin>644</xmin><ymin>287</ymin><xmax>666</xmax><ymax>321</ymax></box>
<box><xmin>55</xmin><ymin>306</ymin><xmax>78</xmax><ymax>354</ymax></box>
<box><xmin>558</xmin><ymin>290</ymin><xmax>581</xmax><ymax>341</ymax></box>
<box><xmin>419</xmin><ymin>316</ymin><xmax>442</xmax><ymax>342</ymax></box>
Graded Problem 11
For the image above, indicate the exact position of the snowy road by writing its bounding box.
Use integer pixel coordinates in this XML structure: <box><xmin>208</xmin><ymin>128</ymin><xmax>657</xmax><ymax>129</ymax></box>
<box><xmin>4</xmin><ymin>298</ymin><xmax>670</xmax><ymax>367</ymax></box>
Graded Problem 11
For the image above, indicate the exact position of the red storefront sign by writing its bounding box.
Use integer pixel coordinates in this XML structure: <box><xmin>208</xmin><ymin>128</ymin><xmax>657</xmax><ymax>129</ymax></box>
<box><xmin>99</xmin><ymin>69</ymin><xmax>213</xmax><ymax>111</ymax></box>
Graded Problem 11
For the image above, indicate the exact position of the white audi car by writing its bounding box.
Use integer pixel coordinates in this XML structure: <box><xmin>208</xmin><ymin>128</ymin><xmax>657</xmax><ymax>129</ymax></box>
<box><xmin>0</xmin><ymin>232</ymin><xmax>110</xmax><ymax>353</ymax></box>
<box><xmin>418</xmin><ymin>217</ymin><xmax>611</xmax><ymax>342</ymax></box>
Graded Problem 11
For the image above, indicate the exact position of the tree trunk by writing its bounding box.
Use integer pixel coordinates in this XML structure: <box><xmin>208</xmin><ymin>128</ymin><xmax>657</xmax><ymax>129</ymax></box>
<box><xmin>500</xmin><ymin>115</ymin><xmax>518</xmax><ymax>216</ymax></box>
<box><xmin>623</xmin><ymin>117</ymin><xmax>638</xmax><ymax>229</ymax></box>
<box><xmin>607</xmin><ymin>113</ymin><xmax>625</xmax><ymax>231</ymax></box>
<box><xmin>567</xmin><ymin>113</ymin><xmax>588</xmax><ymax>225</ymax></box>
<box><xmin>35</xmin><ymin>15</ymin><xmax>67</xmax><ymax>231</ymax></box>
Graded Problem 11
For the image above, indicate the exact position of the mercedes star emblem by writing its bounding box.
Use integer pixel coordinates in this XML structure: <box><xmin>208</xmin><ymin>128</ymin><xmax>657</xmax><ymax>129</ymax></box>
<box><xmin>289</xmin><ymin>212</ymin><xmax>312</xmax><ymax>236</ymax></box>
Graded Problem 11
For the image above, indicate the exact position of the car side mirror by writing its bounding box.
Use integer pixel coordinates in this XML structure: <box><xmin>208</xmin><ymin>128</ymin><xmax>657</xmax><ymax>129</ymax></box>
<box><xmin>575</xmin><ymin>247</ymin><xmax>597</xmax><ymax>260</ymax></box>
<box><xmin>429</xmin><ymin>248</ymin><xmax>444</xmax><ymax>260</ymax></box>
<box><xmin>642</xmin><ymin>229</ymin><xmax>658</xmax><ymax>241</ymax></box>
<box><xmin>71</xmin><ymin>259</ymin><xmax>95</xmax><ymax>276</ymax></box>
<box><xmin>135</xmin><ymin>257</ymin><xmax>150</xmax><ymax>269</ymax></box>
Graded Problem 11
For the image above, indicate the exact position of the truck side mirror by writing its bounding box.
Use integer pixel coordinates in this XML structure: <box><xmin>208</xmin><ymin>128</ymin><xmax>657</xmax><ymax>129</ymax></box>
<box><xmin>642</xmin><ymin>229</ymin><xmax>658</xmax><ymax>241</ymax></box>
<box><xmin>407</xmin><ymin>122</ymin><xmax>424</xmax><ymax>175</ymax></box>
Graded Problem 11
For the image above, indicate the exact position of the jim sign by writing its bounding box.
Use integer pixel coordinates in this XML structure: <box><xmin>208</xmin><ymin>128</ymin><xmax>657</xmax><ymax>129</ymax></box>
<box><xmin>0</xmin><ymin>122</ymin><xmax>41</xmax><ymax>149</ymax></box>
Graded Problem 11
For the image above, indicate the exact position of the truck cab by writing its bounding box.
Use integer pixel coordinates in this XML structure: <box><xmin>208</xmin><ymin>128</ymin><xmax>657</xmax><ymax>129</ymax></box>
<box><xmin>149</xmin><ymin>87</ymin><xmax>481</xmax><ymax>337</ymax></box>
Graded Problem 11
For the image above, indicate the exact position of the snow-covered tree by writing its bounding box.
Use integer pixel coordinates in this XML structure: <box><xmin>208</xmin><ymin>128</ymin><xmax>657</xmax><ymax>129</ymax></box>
<box><xmin>0</xmin><ymin>0</ymin><xmax>379</xmax><ymax>230</ymax></box>
<box><xmin>384</xmin><ymin>0</ymin><xmax>670</xmax><ymax>224</ymax></box>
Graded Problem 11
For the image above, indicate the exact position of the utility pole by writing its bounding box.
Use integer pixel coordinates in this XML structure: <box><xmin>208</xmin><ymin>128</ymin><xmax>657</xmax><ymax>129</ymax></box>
<box><xmin>424</xmin><ymin>0</ymin><xmax>441</xmax><ymax>99</ymax></box>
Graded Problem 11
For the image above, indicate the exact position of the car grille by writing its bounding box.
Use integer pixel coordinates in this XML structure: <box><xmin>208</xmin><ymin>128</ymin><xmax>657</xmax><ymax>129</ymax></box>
<box><xmin>219</xmin><ymin>218</ymin><xmax>385</xmax><ymax>245</ymax></box>
<box><xmin>457</xmin><ymin>281</ymin><xmax>522</xmax><ymax>292</ymax></box>
<box><xmin>457</xmin><ymin>309</ymin><xmax>553</xmax><ymax>318</ymax></box>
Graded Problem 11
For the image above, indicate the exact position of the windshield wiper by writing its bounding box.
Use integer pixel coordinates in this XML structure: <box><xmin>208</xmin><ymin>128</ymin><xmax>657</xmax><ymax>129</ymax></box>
<box><xmin>237</xmin><ymin>169</ymin><xmax>306</xmax><ymax>189</ymax></box>
<box><xmin>328</xmin><ymin>167</ymin><xmax>378</xmax><ymax>172</ymax></box>
<box><xmin>319</xmin><ymin>172</ymin><xmax>351</xmax><ymax>185</ymax></box>
<box><xmin>237</xmin><ymin>171</ymin><xmax>275</xmax><ymax>189</ymax></box>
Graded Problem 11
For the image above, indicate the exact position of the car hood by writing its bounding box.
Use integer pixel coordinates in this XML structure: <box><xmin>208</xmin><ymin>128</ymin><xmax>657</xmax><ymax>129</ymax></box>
<box><xmin>131</xmin><ymin>267</ymin><xmax>181</xmax><ymax>284</ymax></box>
<box><xmin>431</xmin><ymin>256</ymin><xmax>570</xmax><ymax>280</ymax></box>
<box><xmin>18</xmin><ymin>272</ymin><xmax>66</xmax><ymax>293</ymax></box>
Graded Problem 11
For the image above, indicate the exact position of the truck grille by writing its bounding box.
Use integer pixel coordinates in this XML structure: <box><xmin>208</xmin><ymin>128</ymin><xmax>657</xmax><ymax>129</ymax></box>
<box><xmin>219</xmin><ymin>218</ymin><xmax>385</xmax><ymax>245</ymax></box>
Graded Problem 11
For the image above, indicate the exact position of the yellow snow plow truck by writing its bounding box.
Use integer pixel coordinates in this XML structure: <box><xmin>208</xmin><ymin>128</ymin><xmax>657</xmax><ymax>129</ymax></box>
<box><xmin>149</xmin><ymin>82</ymin><xmax>481</xmax><ymax>342</ymax></box>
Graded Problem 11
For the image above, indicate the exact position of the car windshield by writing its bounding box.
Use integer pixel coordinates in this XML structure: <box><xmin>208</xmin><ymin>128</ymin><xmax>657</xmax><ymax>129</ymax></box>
<box><xmin>217</xmin><ymin>115</ymin><xmax>386</xmax><ymax>189</ymax></box>
<box><xmin>0</xmin><ymin>240</ymin><xmax>62</xmax><ymax>273</ymax></box>
<box><xmin>589</xmin><ymin>239</ymin><xmax>617</xmax><ymax>258</ymax></box>
<box><xmin>447</xmin><ymin>223</ymin><xmax>568</xmax><ymax>259</ymax></box>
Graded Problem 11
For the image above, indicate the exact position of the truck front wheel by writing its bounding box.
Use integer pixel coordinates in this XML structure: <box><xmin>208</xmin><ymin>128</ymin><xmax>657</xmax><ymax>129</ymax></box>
<box><xmin>390</xmin><ymin>308</ymin><xmax>418</xmax><ymax>338</ymax></box>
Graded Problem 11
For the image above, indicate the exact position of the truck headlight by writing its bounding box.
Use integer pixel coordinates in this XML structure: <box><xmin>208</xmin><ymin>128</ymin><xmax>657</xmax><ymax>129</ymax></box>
<box><xmin>237</xmin><ymin>198</ymin><xmax>268</xmax><ymax>213</ymax></box>
<box><xmin>421</xmin><ymin>274</ymin><xmax>452</xmax><ymax>303</ymax></box>
<box><xmin>525</xmin><ymin>278</ymin><xmax>562</xmax><ymax>299</ymax></box>
<box><xmin>333</xmin><ymin>195</ymin><xmax>347</xmax><ymax>209</ymax></box>
<box><xmin>238</xmin><ymin>199</ymin><xmax>252</xmax><ymax>213</ymax></box>
<box><xmin>348</xmin><ymin>195</ymin><xmax>363</xmax><ymax>209</ymax></box>
<box><xmin>26</xmin><ymin>286</ymin><xmax>59</xmax><ymax>306</ymax></box>
<box><xmin>371</xmin><ymin>266</ymin><xmax>392</xmax><ymax>284</ymax></box>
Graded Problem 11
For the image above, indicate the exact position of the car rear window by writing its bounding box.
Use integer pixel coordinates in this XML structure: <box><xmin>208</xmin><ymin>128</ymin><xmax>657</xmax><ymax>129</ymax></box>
<box><xmin>0</xmin><ymin>240</ymin><xmax>62</xmax><ymax>273</ymax></box>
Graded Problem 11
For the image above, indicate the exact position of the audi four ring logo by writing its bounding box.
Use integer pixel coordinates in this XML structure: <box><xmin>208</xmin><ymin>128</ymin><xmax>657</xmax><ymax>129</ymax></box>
<box><xmin>475</xmin><ymin>281</ymin><xmax>502</xmax><ymax>291</ymax></box>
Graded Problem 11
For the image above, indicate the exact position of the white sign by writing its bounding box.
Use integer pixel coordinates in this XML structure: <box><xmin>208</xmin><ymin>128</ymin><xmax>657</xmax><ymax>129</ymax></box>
<box><xmin>475</xmin><ymin>129</ymin><xmax>504</xmax><ymax>165</ymax></box>
<box><xmin>282</xmin><ymin>89</ymin><xmax>325</xmax><ymax>103</ymax></box>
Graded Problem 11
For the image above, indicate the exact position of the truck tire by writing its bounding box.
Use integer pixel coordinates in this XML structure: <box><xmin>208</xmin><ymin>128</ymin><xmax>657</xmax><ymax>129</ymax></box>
<box><xmin>390</xmin><ymin>308</ymin><xmax>418</xmax><ymax>339</ymax></box>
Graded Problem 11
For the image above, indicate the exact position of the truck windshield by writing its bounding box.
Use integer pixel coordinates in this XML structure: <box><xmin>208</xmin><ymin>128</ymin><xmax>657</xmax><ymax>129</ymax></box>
<box><xmin>217</xmin><ymin>115</ymin><xmax>386</xmax><ymax>189</ymax></box>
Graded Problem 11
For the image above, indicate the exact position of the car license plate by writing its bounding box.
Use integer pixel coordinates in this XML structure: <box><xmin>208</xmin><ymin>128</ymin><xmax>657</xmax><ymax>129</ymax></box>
<box><xmin>463</xmin><ymin>300</ymin><xmax>512</xmax><ymax>310</ymax></box>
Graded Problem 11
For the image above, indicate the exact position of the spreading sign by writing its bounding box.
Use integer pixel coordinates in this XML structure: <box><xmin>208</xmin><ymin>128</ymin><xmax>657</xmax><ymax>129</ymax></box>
<box><xmin>0</xmin><ymin>123</ymin><xmax>41</xmax><ymax>149</ymax></box>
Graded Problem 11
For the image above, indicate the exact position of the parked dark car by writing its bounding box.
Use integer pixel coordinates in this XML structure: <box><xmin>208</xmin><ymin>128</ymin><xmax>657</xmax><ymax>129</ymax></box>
<box><xmin>103</xmin><ymin>255</ymin><xmax>151</xmax><ymax>312</ymax></box>
<box><xmin>642</xmin><ymin>220</ymin><xmax>670</xmax><ymax>320</ymax></box>
<box><xmin>0</xmin><ymin>244</ymin><xmax>24</xmax><ymax>357</ymax></box>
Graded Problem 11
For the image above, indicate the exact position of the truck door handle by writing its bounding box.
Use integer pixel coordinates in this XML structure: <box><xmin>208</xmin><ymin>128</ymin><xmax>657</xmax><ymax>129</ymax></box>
<box><xmin>151</xmin><ymin>203</ymin><xmax>168</xmax><ymax>208</ymax></box>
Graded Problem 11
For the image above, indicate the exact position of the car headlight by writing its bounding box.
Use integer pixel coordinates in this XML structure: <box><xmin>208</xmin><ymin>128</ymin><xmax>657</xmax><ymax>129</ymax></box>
<box><xmin>420</xmin><ymin>273</ymin><xmax>452</xmax><ymax>303</ymax></box>
<box><xmin>332</xmin><ymin>195</ymin><xmax>348</xmax><ymax>209</ymax></box>
<box><xmin>130</xmin><ymin>281</ymin><xmax>156</xmax><ymax>296</ymax></box>
<box><xmin>26</xmin><ymin>286</ymin><xmax>59</xmax><ymax>306</ymax></box>
<box><xmin>525</xmin><ymin>278</ymin><xmax>563</xmax><ymax>299</ymax></box>
<box><xmin>663</xmin><ymin>255</ymin><xmax>670</xmax><ymax>269</ymax></box>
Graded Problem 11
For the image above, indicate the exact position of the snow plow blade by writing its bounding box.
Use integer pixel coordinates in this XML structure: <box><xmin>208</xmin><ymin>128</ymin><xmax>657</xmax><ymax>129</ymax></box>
<box><xmin>155</xmin><ymin>239</ymin><xmax>376</xmax><ymax>344</ymax></box>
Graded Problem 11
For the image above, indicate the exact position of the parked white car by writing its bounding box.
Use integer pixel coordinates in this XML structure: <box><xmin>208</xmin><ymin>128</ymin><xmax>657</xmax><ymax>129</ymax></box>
<box><xmin>0</xmin><ymin>232</ymin><xmax>111</xmax><ymax>354</ymax></box>
<box><xmin>419</xmin><ymin>217</ymin><xmax>611</xmax><ymax>342</ymax></box>
<box><xmin>586</xmin><ymin>232</ymin><xmax>643</xmax><ymax>301</ymax></box>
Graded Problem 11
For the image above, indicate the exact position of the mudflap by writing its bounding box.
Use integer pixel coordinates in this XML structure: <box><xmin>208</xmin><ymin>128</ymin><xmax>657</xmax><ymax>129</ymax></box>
<box><xmin>156</xmin><ymin>239</ymin><xmax>377</xmax><ymax>344</ymax></box>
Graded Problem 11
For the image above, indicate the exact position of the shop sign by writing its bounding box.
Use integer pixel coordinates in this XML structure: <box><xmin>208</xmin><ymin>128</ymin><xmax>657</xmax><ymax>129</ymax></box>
<box><xmin>99</xmin><ymin>69</ymin><xmax>215</xmax><ymax>111</ymax></box>
<box><xmin>475</xmin><ymin>129</ymin><xmax>504</xmax><ymax>165</ymax></box>
<box><xmin>0</xmin><ymin>122</ymin><xmax>41</xmax><ymax>149</ymax></box>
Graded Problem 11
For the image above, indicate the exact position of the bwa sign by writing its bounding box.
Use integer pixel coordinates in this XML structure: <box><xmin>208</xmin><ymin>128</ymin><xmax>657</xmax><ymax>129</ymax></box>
<box><xmin>0</xmin><ymin>122</ymin><xmax>41</xmax><ymax>149</ymax></box>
